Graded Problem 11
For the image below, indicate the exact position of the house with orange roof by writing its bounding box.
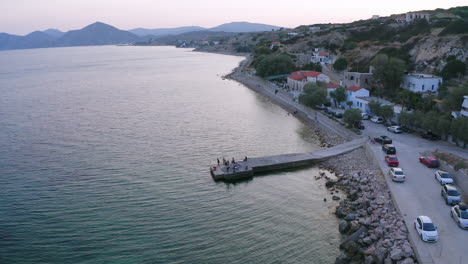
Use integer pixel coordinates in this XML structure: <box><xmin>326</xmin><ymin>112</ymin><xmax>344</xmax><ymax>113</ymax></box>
<box><xmin>287</xmin><ymin>71</ymin><xmax>330</xmax><ymax>92</ymax></box>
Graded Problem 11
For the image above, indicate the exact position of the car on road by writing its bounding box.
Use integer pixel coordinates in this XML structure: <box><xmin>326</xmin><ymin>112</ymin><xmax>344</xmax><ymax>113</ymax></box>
<box><xmin>385</xmin><ymin>155</ymin><xmax>399</xmax><ymax>167</ymax></box>
<box><xmin>361</xmin><ymin>113</ymin><xmax>370</xmax><ymax>120</ymax></box>
<box><xmin>435</xmin><ymin>170</ymin><xmax>454</xmax><ymax>185</ymax></box>
<box><xmin>450</xmin><ymin>204</ymin><xmax>468</xmax><ymax>230</ymax></box>
<box><xmin>374</xmin><ymin>135</ymin><xmax>392</xmax><ymax>144</ymax></box>
<box><xmin>389</xmin><ymin>167</ymin><xmax>405</xmax><ymax>182</ymax></box>
<box><xmin>382</xmin><ymin>144</ymin><xmax>396</xmax><ymax>154</ymax></box>
<box><xmin>419</xmin><ymin>156</ymin><xmax>439</xmax><ymax>168</ymax></box>
<box><xmin>387</xmin><ymin>126</ymin><xmax>402</xmax><ymax>134</ymax></box>
<box><xmin>421</xmin><ymin>131</ymin><xmax>441</xmax><ymax>141</ymax></box>
<box><xmin>414</xmin><ymin>216</ymin><xmax>438</xmax><ymax>242</ymax></box>
<box><xmin>441</xmin><ymin>185</ymin><xmax>461</xmax><ymax>205</ymax></box>
<box><xmin>371</xmin><ymin>116</ymin><xmax>384</xmax><ymax>123</ymax></box>
<box><xmin>334</xmin><ymin>112</ymin><xmax>343</xmax><ymax>118</ymax></box>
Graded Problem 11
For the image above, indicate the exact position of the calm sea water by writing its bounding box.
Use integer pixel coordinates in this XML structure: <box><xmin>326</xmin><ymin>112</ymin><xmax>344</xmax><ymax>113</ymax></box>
<box><xmin>0</xmin><ymin>46</ymin><xmax>340</xmax><ymax>264</ymax></box>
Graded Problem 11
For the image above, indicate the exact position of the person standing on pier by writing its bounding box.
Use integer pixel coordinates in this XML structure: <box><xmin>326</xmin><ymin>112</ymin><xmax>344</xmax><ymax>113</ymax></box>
<box><xmin>217</xmin><ymin>158</ymin><xmax>220</xmax><ymax>166</ymax></box>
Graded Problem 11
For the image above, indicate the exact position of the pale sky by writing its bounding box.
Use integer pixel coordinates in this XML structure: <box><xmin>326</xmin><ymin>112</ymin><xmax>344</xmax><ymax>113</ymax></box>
<box><xmin>1</xmin><ymin>0</ymin><xmax>466</xmax><ymax>35</ymax></box>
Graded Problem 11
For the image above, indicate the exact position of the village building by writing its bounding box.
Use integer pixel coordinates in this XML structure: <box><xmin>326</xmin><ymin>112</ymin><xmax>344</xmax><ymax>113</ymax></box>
<box><xmin>405</xmin><ymin>12</ymin><xmax>430</xmax><ymax>22</ymax></box>
<box><xmin>311</xmin><ymin>49</ymin><xmax>331</xmax><ymax>63</ymax></box>
<box><xmin>402</xmin><ymin>73</ymin><xmax>442</xmax><ymax>93</ymax></box>
<box><xmin>309</xmin><ymin>26</ymin><xmax>321</xmax><ymax>32</ymax></box>
<box><xmin>342</xmin><ymin>67</ymin><xmax>374</xmax><ymax>89</ymax></box>
<box><xmin>345</xmin><ymin>86</ymin><xmax>370</xmax><ymax>111</ymax></box>
<box><xmin>270</xmin><ymin>41</ymin><xmax>281</xmax><ymax>49</ymax></box>
<box><xmin>452</xmin><ymin>96</ymin><xmax>468</xmax><ymax>118</ymax></box>
<box><xmin>287</xmin><ymin>71</ymin><xmax>330</xmax><ymax>92</ymax></box>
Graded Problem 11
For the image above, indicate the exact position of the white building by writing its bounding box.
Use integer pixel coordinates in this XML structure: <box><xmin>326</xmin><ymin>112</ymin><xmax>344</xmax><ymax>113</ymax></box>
<box><xmin>311</xmin><ymin>49</ymin><xmax>331</xmax><ymax>64</ymax></box>
<box><xmin>461</xmin><ymin>96</ymin><xmax>468</xmax><ymax>118</ymax></box>
<box><xmin>406</xmin><ymin>12</ymin><xmax>430</xmax><ymax>23</ymax></box>
<box><xmin>270</xmin><ymin>41</ymin><xmax>281</xmax><ymax>49</ymax></box>
<box><xmin>402</xmin><ymin>73</ymin><xmax>442</xmax><ymax>93</ymax></box>
<box><xmin>287</xmin><ymin>71</ymin><xmax>330</xmax><ymax>92</ymax></box>
<box><xmin>309</xmin><ymin>26</ymin><xmax>321</xmax><ymax>32</ymax></box>
<box><xmin>345</xmin><ymin>86</ymin><xmax>370</xmax><ymax>111</ymax></box>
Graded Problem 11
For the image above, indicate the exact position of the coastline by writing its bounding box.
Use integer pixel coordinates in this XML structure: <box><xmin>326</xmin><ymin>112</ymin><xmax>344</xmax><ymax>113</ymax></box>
<box><xmin>214</xmin><ymin>53</ymin><xmax>417</xmax><ymax>264</ymax></box>
<box><xmin>223</xmin><ymin>54</ymin><xmax>351</xmax><ymax>147</ymax></box>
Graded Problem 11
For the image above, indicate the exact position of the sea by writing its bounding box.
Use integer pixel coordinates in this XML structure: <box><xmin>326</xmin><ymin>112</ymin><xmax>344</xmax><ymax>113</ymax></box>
<box><xmin>0</xmin><ymin>46</ymin><xmax>340</xmax><ymax>264</ymax></box>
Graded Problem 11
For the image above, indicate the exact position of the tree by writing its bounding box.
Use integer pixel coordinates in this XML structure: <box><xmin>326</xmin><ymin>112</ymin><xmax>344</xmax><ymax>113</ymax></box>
<box><xmin>436</xmin><ymin>117</ymin><xmax>451</xmax><ymax>141</ymax></box>
<box><xmin>442</xmin><ymin>85</ymin><xmax>468</xmax><ymax>111</ymax></box>
<box><xmin>299</xmin><ymin>83</ymin><xmax>328</xmax><ymax>107</ymax></box>
<box><xmin>450</xmin><ymin>118</ymin><xmax>462</xmax><ymax>146</ymax></box>
<box><xmin>371</xmin><ymin>54</ymin><xmax>406</xmax><ymax>95</ymax></box>
<box><xmin>344</xmin><ymin>109</ymin><xmax>362</xmax><ymax>127</ymax></box>
<box><xmin>380</xmin><ymin>105</ymin><xmax>394</xmax><ymax>123</ymax></box>
<box><xmin>368</xmin><ymin>101</ymin><xmax>382</xmax><ymax>116</ymax></box>
<box><xmin>421</xmin><ymin>111</ymin><xmax>439</xmax><ymax>132</ymax></box>
<box><xmin>333</xmin><ymin>57</ymin><xmax>348</xmax><ymax>71</ymax></box>
<box><xmin>399</xmin><ymin>112</ymin><xmax>415</xmax><ymax>129</ymax></box>
<box><xmin>255</xmin><ymin>54</ymin><xmax>295</xmax><ymax>77</ymax></box>
<box><xmin>329</xmin><ymin>90</ymin><xmax>337</xmax><ymax>106</ymax></box>
<box><xmin>302</xmin><ymin>62</ymin><xmax>322</xmax><ymax>72</ymax></box>
<box><xmin>346</xmin><ymin>101</ymin><xmax>353</xmax><ymax>108</ymax></box>
<box><xmin>335</xmin><ymin>87</ymin><xmax>347</xmax><ymax>106</ymax></box>
<box><xmin>441</xmin><ymin>59</ymin><xmax>466</xmax><ymax>79</ymax></box>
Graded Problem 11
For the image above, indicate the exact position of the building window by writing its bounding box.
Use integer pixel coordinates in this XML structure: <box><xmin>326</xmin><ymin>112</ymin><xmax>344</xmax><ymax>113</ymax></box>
<box><xmin>350</xmin><ymin>76</ymin><xmax>354</xmax><ymax>80</ymax></box>
<box><xmin>432</xmin><ymin>85</ymin><xmax>434</xmax><ymax>90</ymax></box>
<box><xmin>422</xmin><ymin>85</ymin><xmax>425</xmax><ymax>91</ymax></box>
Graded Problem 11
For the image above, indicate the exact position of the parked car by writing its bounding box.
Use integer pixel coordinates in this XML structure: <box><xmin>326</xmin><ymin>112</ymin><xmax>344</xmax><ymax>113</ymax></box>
<box><xmin>435</xmin><ymin>170</ymin><xmax>454</xmax><ymax>185</ymax></box>
<box><xmin>354</xmin><ymin>121</ymin><xmax>365</xmax><ymax>130</ymax></box>
<box><xmin>441</xmin><ymin>185</ymin><xmax>461</xmax><ymax>205</ymax></box>
<box><xmin>419</xmin><ymin>156</ymin><xmax>439</xmax><ymax>168</ymax></box>
<box><xmin>421</xmin><ymin>131</ymin><xmax>440</xmax><ymax>141</ymax></box>
<box><xmin>387</xmin><ymin>126</ymin><xmax>402</xmax><ymax>134</ymax></box>
<box><xmin>414</xmin><ymin>216</ymin><xmax>438</xmax><ymax>242</ymax></box>
<box><xmin>374</xmin><ymin>135</ymin><xmax>392</xmax><ymax>144</ymax></box>
<box><xmin>400</xmin><ymin>125</ymin><xmax>413</xmax><ymax>133</ymax></box>
<box><xmin>389</xmin><ymin>167</ymin><xmax>405</xmax><ymax>182</ymax></box>
<box><xmin>382</xmin><ymin>144</ymin><xmax>396</xmax><ymax>154</ymax></box>
<box><xmin>371</xmin><ymin>116</ymin><xmax>384</xmax><ymax>124</ymax></box>
<box><xmin>385</xmin><ymin>155</ymin><xmax>399</xmax><ymax>167</ymax></box>
<box><xmin>450</xmin><ymin>204</ymin><xmax>468</xmax><ymax>230</ymax></box>
<box><xmin>361</xmin><ymin>113</ymin><xmax>370</xmax><ymax>120</ymax></box>
<box><xmin>334</xmin><ymin>112</ymin><xmax>343</xmax><ymax>118</ymax></box>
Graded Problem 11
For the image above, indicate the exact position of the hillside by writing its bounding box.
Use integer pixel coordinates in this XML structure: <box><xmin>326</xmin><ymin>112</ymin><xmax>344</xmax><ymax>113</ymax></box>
<box><xmin>129</xmin><ymin>26</ymin><xmax>206</xmax><ymax>37</ymax></box>
<box><xmin>56</xmin><ymin>22</ymin><xmax>140</xmax><ymax>47</ymax></box>
<box><xmin>209</xmin><ymin>22</ymin><xmax>281</xmax><ymax>32</ymax></box>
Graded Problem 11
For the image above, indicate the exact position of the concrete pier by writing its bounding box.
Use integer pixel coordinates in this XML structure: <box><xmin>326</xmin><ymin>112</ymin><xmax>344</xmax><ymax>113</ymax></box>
<box><xmin>210</xmin><ymin>138</ymin><xmax>366</xmax><ymax>181</ymax></box>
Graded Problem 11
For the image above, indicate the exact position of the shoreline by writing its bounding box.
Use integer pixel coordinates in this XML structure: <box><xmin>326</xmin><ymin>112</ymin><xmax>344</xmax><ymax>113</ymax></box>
<box><xmin>215</xmin><ymin>53</ymin><xmax>417</xmax><ymax>263</ymax></box>
<box><xmin>223</xmin><ymin>55</ymin><xmax>351</xmax><ymax>147</ymax></box>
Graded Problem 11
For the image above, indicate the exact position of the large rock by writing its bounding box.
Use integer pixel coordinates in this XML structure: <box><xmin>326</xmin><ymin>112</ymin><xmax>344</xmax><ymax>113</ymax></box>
<box><xmin>345</xmin><ymin>214</ymin><xmax>358</xmax><ymax>222</ymax></box>
<box><xmin>398</xmin><ymin>258</ymin><xmax>415</xmax><ymax>264</ymax></box>
<box><xmin>390</xmin><ymin>247</ymin><xmax>404</xmax><ymax>261</ymax></box>
<box><xmin>401</xmin><ymin>242</ymin><xmax>414</xmax><ymax>258</ymax></box>
<box><xmin>335</xmin><ymin>207</ymin><xmax>347</xmax><ymax>218</ymax></box>
<box><xmin>335</xmin><ymin>252</ymin><xmax>350</xmax><ymax>264</ymax></box>
<box><xmin>339</xmin><ymin>221</ymin><xmax>351</xmax><ymax>234</ymax></box>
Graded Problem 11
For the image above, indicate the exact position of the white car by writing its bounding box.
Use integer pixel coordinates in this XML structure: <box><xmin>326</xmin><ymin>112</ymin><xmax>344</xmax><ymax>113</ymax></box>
<box><xmin>450</xmin><ymin>204</ymin><xmax>468</xmax><ymax>230</ymax></box>
<box><xmin>361</xmin><ymin>113</ymin><xmax>370</xmax><ymax>120</ymax></box>
<box><xmin>371</xmin><ymin>117</ymin><xmax>384</xmax><ymax>124</ymax></box>
<box><xmin>387</xmin><ymin>126</ymin><xmax>402</xmax><ymax>134</ymax></box>
<box><xmin>389</xmin><ymin>167</ymin><xmax>405</xmax><ymax>182</ymax></box>
<box><xmin>414</xmin><ymin>216</ymin><xmax>438</xmax><ymax>242</ymax></box>
<box><xmin>435</xmin><ymin>170</ymin><xmax>454</xmax><ymax>185</ymax></box>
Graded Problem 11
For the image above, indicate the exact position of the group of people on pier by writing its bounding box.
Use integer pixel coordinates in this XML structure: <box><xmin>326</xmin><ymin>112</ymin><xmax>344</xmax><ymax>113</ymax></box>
<box><xmin>212</xmin><ymin>156</ymin><xmax>249</xmax><ymax>173</ymax></box>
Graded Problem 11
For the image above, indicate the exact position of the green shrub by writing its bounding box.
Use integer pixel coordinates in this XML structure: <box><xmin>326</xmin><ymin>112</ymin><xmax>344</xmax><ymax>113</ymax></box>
<box><xmin>454</xmin><ymin>161</ymin><xmax>466</xmax><ymax>171</ymax></box>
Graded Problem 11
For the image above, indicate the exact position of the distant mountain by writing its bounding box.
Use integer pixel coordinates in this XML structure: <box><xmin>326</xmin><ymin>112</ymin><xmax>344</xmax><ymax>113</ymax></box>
<box><xmin>0</xmin><ymin>31</ymin><xmax>55</xmax><ymax>50</ymax></box>
<box><xmin>55</xmin><ymin>22</ymin><xmax>140</xmax><ymax>47</ymax></box>
<box><xmin>43</xmin><ymin>29</ymin><xmax>65</xmax><ymax>38</ymax></box>
<box><xmin>209</xmin><ymin>22</ymin><xmax>281</xmax><ymax>32</ymax></box>
<box><xmin>129</xmin><ymin>26</ymin><xmax>206</xmax><ymax>37</ymax></box>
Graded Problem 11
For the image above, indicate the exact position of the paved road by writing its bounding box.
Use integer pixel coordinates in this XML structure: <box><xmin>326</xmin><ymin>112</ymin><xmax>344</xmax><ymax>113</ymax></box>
<box><xmin>362</xmin><ymin>120</ymin><xmax>468</xmax><ymax>264</ymax></box>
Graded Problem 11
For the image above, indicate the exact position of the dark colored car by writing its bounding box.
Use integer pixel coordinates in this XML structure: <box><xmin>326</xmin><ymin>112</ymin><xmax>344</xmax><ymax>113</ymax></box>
<box><xmin>419</xmin><ymin>156</ymin><xmax>440</xmax><ymax>168</ymax></box>
<box><xmin>382</xmin><ymin>144</ymin><xmax>396</xmax><ymax>154</ymax></box>
<box><xmin>354</xmin><ymin>121</ymin><xmax>365</xmax><ymax>130</ymax></box>
<box><xmin>421</xmin><ymin>131</ymin><xmax>440</xmax><ymax>141</ymax></box>
<box><xmin>374</xmin><ymin>135</ymin><xmax>392</xmax><ymax>144</ymax></box>
<box><xmin>334</xmin><ymin>112</ymin><xmax>343</xmax><ymax>118</ymax></box>
<box><xmin>385</xmin><ymin>155</ymin><xmax>399</xmax><ymax>167</ymax></box>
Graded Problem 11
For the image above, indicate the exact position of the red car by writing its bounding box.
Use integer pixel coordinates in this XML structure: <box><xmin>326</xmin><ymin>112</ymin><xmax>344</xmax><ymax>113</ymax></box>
<box><xmin>419</xmin><ymin>156</ymin><xmax>439</xmax><ymax>168</ymax></box>
<box><xmin>385</xmin><ymin>155</ymin><xmax>399</xmax><ymax>167</ymax></box>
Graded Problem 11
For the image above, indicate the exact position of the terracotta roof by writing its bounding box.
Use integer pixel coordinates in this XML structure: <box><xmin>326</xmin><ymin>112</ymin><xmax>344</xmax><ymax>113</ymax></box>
<box><xmin>318</xmin><ymin>52</ymin><xmax>329</xmax><ymax>56</ymax></box>
<box><xmin>271</xmin><ymin>41</ymin><xmax>281</xmax><ymax>45</ymax></box>
<box><xmin>326</xmin><ymin>83</ymin><xmax>339</xmax><ymax>89</ymax></box>
<box><xmin>289</xmin><ymin>71</ymin><xmax>324</xmax><ymax>79</ymax></box>
<box><xmin>288</xmin><ymin>74</ymin><xmax>307</xmax><ymax>81</ymax></box>
<box><xmin>347</xmin><ymin>86</ymin><xmax>363</xmax><ymax>92</ymax></box>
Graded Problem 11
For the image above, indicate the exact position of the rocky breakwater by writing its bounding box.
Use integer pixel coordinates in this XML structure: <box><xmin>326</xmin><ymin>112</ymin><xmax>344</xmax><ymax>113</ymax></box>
<box><xmin>320</xmin><ymin>149</ymin><xmax>417</xmax><ymax>264</ymax></box>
